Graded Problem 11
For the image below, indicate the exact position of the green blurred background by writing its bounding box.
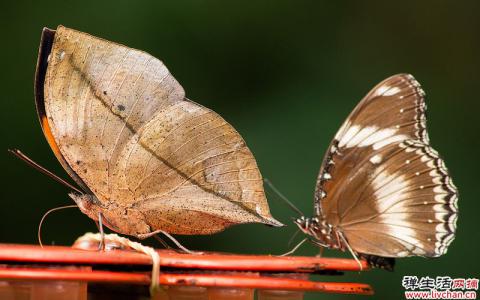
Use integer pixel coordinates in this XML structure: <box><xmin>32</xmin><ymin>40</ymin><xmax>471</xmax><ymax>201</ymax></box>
<box><xmin>1</xmin><ymin>1</ymin><xmax>479</xmax><ymax>299</ymax></box>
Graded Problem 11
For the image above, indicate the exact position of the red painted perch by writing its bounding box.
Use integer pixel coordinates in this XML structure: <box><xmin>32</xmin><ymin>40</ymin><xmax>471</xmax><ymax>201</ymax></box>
<box><xmin>0</xmin><ymin>243</ymin><xmax>374</xmax><ymax>296</ymax></box>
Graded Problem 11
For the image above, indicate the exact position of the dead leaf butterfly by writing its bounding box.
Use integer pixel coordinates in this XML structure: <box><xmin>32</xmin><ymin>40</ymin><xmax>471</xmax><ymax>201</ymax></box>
<box><xmin>293</xmin><ymin>74</ymin><xmax>458</xmax><ymax>270</ymax></box>
<box><xmin>34</xmin><ymin>25</ymin><xmax>283</xmax><ymax>239</ymax></box>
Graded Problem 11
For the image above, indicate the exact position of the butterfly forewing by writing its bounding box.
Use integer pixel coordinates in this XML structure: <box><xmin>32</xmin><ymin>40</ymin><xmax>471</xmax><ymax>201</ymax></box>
<box><xmin>314</xmin><ymin>74</ymin><xmax>458</xmax><ymax>258</ymax></box>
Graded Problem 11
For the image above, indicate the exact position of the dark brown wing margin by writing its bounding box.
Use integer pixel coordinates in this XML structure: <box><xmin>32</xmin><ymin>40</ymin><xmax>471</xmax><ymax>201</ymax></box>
<box><xmin>34</xmin><ymin>27</ymin><xmax>90</xmax><ymax>193</ymax></box>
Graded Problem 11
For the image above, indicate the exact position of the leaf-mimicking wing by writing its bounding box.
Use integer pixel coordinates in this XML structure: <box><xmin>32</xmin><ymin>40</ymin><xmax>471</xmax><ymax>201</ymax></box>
<box><xmin>36</xmin><ymin>25</ymin><xmax>283</xmax><ymax>236</ymax></box>
<box><xmin>314</xmin><ymin>74</ymin><xmax>458</xmax><ymax>258</ymax></box>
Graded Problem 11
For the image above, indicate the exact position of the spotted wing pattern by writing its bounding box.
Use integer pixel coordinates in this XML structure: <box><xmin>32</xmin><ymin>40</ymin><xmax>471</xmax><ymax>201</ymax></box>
<box><xmin>314</xmin><ymin>74</ymin><xmax>458</xmax><ymax>257</ymax></box>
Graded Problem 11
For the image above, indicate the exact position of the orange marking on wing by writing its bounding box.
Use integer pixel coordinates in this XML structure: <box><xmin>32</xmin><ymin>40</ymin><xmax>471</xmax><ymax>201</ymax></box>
<box><xmin>42</xmin><ymin>116</ymin><xmax>63</xmax><ymax>159</ymax></box>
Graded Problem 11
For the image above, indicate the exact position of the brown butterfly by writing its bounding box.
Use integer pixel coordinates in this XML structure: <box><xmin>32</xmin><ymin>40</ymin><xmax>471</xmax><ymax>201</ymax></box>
<box><xmin>293</xmin><ymin>74</ymin><xmax>458</xmax><ymax>270</ymax></box>
<box><xmin>32</xmin><ymin>25</ymin><xmax>283</xmax><ymax>240</ymax></box>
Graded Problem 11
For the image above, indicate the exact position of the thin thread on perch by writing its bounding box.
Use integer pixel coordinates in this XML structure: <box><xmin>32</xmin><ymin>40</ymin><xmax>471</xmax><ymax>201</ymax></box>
<box><xmin>74</xmin><ymin>232</ymin><xmax>160</xmax><ymax>295</ymax></box>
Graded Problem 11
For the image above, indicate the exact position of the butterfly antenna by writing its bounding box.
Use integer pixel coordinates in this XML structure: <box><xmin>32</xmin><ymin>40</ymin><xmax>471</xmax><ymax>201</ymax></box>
<box><xmin>279</xmin><ymin>238</ymin><xmax>308</xmax><ymax>256</ymax></box>
<box><xmin>264</xmin><ymin>178</ymin><xmax>304</xmax><ymax>216</ymax></box>
<box><xmin>38</xmin><ymin>205</ymin><xmax>78</xmax><ymax>247</ymax></box>
<box><xmin>288</xmin><ymin>228</ymin><xmax>301</xmax><ymax>247</ymax></box>
<box><xmin>9</xmin><ymin>149</ymin><xmax>82</xmax><ymax>194</ymax></box>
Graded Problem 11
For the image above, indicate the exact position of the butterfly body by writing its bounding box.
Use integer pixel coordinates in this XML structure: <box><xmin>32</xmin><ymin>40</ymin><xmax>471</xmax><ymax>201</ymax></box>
<box><xmin>295</xmin><ymin>74</ymin><xmax>458</xmax><ymax>269</ymax></box>
<box><xmin>295</xmin><ymin>216</ymin><xmax>342</xmax><ymax>250</ymax></box>
<box><xmin>69</xmin><ymin>193</ymin><xmax>155</xmax><ymax>238</ymax></box>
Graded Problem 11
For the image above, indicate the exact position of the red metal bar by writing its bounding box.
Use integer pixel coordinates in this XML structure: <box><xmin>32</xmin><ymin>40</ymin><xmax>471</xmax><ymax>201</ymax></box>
<box><xmin>0</xmin><ymin>244</ymin><xmax>368</xmax><ymax>272</ymax></box>
<box><xmin>0</xmin><ymin>267</ymin><xmax>373</xmax><ymax>295</ymax></box>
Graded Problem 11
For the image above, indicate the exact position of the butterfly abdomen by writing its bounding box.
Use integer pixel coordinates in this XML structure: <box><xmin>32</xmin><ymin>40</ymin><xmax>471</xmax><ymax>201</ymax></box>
<box><xmin>358</xmin><ymin>253</ymin><xmax>396</xmax><ymax>271</ymax></box>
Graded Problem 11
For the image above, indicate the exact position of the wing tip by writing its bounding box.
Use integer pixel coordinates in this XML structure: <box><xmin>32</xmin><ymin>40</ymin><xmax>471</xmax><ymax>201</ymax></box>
<box><xmin>373</xmin><ymin>73</ymin><xmax>426</xmax><ymax>100</ymax></box>
<box><xmin>261</xmin><ymin>217</ymin><xmax>285</xmax><ymax>227</ymax></box>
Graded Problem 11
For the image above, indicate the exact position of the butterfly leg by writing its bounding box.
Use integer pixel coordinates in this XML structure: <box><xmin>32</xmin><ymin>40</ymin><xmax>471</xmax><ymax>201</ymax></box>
<box><xmin>153</xmin><ymin>235</ymin><xmax>173</xmax><ymax>250</ymax></box>
<box><xmin>136</xmin><ymin>230</ymin><xmax>203</xmax><ymax>254</ymax></box>
<box><xmin>309</xmin><ymin>239</ymin><xmax>330</xmax><ymax>258</ymax></box>
<box><xmin>95</xmin><ymin>212</ymin><xmax>106</xmax><ymax>251</ymax></box>
<box><xmin>315</xmin><ymin>247</ymin><xmax>325</xmax><ymax>258</ymax></box>
<box><xmin>337</xmin><ymin>231</ymin><xmax>363</xmax><ymax>271</ymax></box>
<box><xmin>279</xmin><ymin>238</ymin><xmax>308</xmax><ymax>256</ymax></box>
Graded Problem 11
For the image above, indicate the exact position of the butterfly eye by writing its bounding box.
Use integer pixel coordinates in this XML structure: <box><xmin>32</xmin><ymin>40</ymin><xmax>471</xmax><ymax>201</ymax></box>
<box><xmin>294</xmin><ymin>217</ymin><xmax>309</xmax><ymax>232</ymax></box>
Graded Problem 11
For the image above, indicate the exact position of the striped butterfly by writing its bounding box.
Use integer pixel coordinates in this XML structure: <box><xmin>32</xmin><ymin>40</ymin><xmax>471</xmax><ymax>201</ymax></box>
<box><xmin>293</xmin><ymin>74</ymin><xmax>458</xmax><ymax>270</ymax></box>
